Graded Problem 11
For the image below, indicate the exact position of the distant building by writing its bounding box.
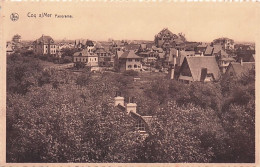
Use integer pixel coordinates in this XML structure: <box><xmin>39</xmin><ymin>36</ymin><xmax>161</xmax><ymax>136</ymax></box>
<box><xmin>154</xmin><ymin>28</ymin><xmax>182</xmax><ymax>50</ymax></box>
<box><xmin>33</xmin><ymin>35</ymin><xmax>57</xmax><ymax>56</ymax></box>
<box><xmin>178</xmin><ymin>56</ymin><xmax>221</xmax><ymax>83</ymax></box>
<box><xmin>224</xmin><ymin>61</ymin><xmax>255</xmax><ymax>79</ymax></box>
<box><xmin>86</xmin><ymin>40</ymin><xmax>95</xmax><ymax>53</ymax></box>
<box><xmin>94</xmin><ymin>47</ymin><xmax>113</xmax><ymax>67</ymax></box>
<box><xmin>73</xmin><ymin>49</ymin><xmax>98</xmax><ymax>67</ymax></box>
<box><xmin>213</xmin><ymin>38</ymin><xmax>234</xmax><ymax>51</ymax></box>
<box><xmin>194</xmin><ymin>43</ymin><xmax>208</xmax><ymax>56</ymax></box>
<box><xmin>117</xmin><ymin>50</ymin><xmax>142</xmax><ymax>72</ymax></box>
<box><xmin>218</xmin><ymin>57</ymin><xmax>236</xmax><ymax>74</ymax></box>
<box><xmin>204</xmin><ymin>45</ymin><xmax>229</xmax><ymax>57</ymax></box>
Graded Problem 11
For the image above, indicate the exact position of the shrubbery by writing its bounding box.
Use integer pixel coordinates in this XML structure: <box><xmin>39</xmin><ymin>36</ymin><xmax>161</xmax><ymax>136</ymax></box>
<box><xmin>123</xmin><ymin>70</ymin><xmax>139</xmax><ymax>76</ymax></box>
<box><xmin>6</xmin><ymin>55</ymin><xmax>255</xmax><ymax>163</ymax></box>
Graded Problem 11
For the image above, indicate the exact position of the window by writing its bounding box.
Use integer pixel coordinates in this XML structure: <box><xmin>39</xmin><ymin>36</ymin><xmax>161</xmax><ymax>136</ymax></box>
<box><xmin>135</xmin><ymin>59</ymin><xmax>139</xmax><ymax>62</ymax></box>
<box><xmin>128</xmin><ymin>59</ymin><xmax>132</xmax><ymax>62</ymax></box>
<box><xmin>128</xmin><ymin>65</ymin><xmax>132</xmax><ymax>68</ymax></box>
<box><xmin>134</xmin><ymin>64</ymin><xmax>137</xmax><ymax>68</ymax></box>
<box><xmin>135</xmin><ymin>120</ymin><xmax>145</xmax><ymax>131</ymax></box>
<box><xmin>95</xmin><ymin>58</ymin><xmax>97</xmax><ymax>61</ymax></box>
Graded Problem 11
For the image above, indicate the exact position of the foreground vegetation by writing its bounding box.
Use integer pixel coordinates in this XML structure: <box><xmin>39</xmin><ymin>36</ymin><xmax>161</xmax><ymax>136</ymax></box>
<box><xmin>6</xmin><ymin>54</ymin><xmax>255</xmax><ymax>163</ymax></box>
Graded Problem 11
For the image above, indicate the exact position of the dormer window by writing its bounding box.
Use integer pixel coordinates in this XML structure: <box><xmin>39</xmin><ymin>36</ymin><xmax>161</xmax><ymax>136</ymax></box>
<box><xmin>135</xmin><ymin>120</ymin><xmax>145</xmax><ymax>131</ymax></box>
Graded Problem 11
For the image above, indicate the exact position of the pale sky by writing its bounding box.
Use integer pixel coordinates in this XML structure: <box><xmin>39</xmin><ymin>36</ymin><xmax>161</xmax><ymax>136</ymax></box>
<box><xmin>3</xmin><ymin>2</ymin><xmax>258</xmax><ymax>42</ymax></box>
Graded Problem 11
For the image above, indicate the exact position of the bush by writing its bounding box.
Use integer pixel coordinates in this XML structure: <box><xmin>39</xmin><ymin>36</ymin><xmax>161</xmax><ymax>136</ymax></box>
<box><xmin>76</xmin><ymin>73</ymin><xmax>90</xmax><ymax>87</ymax></box>
<box><xmin>123</xmin><ymin>70</ymin><xmax>138</xmax><ymax>76</ymax></box>
<box><xmin>63</xmin><ymin>56</ymin><xmax>72</xmax><ymax>63</ymax></box>
<box><xmin>74</xmin><ymin>62</ymin><xmax>86</xmax><ymax>69</ymax></box>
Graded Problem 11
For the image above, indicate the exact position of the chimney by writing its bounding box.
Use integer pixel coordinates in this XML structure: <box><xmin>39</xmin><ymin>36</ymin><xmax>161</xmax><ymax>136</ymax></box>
<box><xmin>126</xmin><ymin>97</ymin><xmax>137</xmax><ymax>114</ymax></box>
<box><xmin>114</xmin><ymin>91</ymin><xmax>124</xmax><ymax>107</ymax></box>
<box><xmin>168</xmin><ymin>65</ymin><xmax>175</xmax><ymax>80</ymax></box>
<box><xmin>200</xmin><ymin>68</ymin><xmax>207</xmax><ymax>82</ymax></box>
<box><xmin>173</xmin><ymin>55</ymin><xmax>177</xmax><ymax>67</ymax></box>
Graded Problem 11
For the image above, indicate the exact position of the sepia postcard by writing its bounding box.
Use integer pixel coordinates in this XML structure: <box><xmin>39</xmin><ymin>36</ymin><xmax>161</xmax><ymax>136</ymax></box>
<box><xmin>0</xmin><ymin>1</ymin><xmax>260</xmax><ymax>167</ymax></box>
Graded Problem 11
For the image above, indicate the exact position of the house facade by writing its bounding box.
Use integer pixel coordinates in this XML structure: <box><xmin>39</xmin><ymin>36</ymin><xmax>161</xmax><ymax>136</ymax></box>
<box><xmin>118</xmin><ymin>50</ymin><xmax>143</xmax><ymax>72</ymax></box>
<box><xmin>33</xmin><ymin>35</ymin><xmax>57</xmax><ymax>56</ymax></box>
<box><xmin>73</xmin><ymin>49</ymin><xmax>99</xmax><ymax>67</ymax></box>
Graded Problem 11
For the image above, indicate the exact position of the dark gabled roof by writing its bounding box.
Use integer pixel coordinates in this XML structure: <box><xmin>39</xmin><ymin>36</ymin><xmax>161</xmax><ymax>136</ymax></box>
<box><xmin>184</xmin><ymin>56</ymin><xmax>221</xmax><ymax>81</ymax></box>
<box><xmin>204</xmin><ymin>46</ymin><xmax>214</xmax><ymax>55</ymax></box>
<box><xmin>36</xmin><ymin>35</ymin><xmax>55</xmax><ymax>44</ymax></box>
<box><xmin>73</xmin><ymin>49</ymin><xmax>89</xmax><ymax>57</ymax></box>
<box><xmin>141</xmin><ymin>116</ymin><xmax>157</xmax><ymax>128</ymax></box>
<box><xmin>94</xmin><ymin>47</ymin><xmax>107</xmax><ymax>54</ymax></box>
<box><xmin>120</xmin><ymin>50</ymin><xmax>142</xmax><ymax>59</ymax></box>
<box><xmin>156</xmin><ymin>28</ymin><xmax>178</xmax><ymax>38</ymax></box>
<box><xmin>229</xmin><ymin>62</ymin><xmax>255</xmax><ymax>77</ymax></box>
<box><xmin>238</xmin><ymin>54</ymin><xmax>255</xmax><ymax>62</ymax></box>
<box><xmin>86</xmin><ymin>40</ymin><xmax>94</xmax><ymax>46</ymax></box>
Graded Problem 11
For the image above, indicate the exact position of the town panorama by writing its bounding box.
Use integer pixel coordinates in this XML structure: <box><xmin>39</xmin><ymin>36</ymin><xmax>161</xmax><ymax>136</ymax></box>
<box><xmin>6</xmin><ymin>28</ymin><xmax>255</xmax><ymax>163</ymax></box>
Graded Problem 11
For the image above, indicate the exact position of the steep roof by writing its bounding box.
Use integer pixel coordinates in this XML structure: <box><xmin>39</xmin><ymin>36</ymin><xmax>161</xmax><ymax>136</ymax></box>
<box><xmin>120</xmin><ymin>50</ymin><xmax>142</xmax><ymax>59</ymax></box>
<box><xmin>176</xmin><ymin>50</ymin><xmax>195</xmax><ymax>66</ymax></box>
<box><xmin>86</xmin><ymin>40</ymin><xmax>94</xmax><ymax>46</ymax></box>
<box><xmin>73</xmin><ymin>49</ymin><xmax>89</xmax><ymax>57</ymax></box>
<box><xmin>183</xmin><ymin>56</ymin><xmax>221</xmax><ymax>81</ymax></box>
<box><xmin>239</xmin><ymin>54</ymin><xmax>255</xmax><ymax>62</ymax></box>
<box><xmin>116</xmin><ymin>50</ymin><xmax>124</xmax><ymax>58</ymax></box>
<box><xmin>157</xmin><ymin>28</ymin><xmax>175</xmax><ymax>37</ymax></box>
<box><xmin>204</xmin><ymin>46</ymin><xmax>214</xmax><ymax>55</ymax></box>
<box><xmin>36</xmin><ymin>35</ymin><xmax>55</xmax><ymax>44</ymax></box>
<box><xmin>229</xmin><ymin>62</ymin><xmax>255</xmax><ymax>77</ymax></box>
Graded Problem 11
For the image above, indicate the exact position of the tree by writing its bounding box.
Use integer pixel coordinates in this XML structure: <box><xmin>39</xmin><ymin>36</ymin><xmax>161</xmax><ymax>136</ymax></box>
<box><xmin>140</xmin><ymin>102</ymin><xmax>227</xmax><ymax>162</ymax></box>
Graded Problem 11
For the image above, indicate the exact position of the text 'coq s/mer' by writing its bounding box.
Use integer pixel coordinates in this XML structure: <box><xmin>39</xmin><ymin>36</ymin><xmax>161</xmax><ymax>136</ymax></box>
<box><xmin>27</xmin><ymin>12</ymin><xmax>73</xmax><ymax>18</ymax></box>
